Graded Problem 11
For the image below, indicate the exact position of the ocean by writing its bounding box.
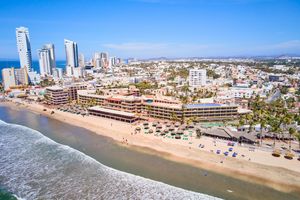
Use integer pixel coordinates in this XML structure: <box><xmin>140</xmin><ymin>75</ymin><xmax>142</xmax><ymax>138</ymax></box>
<box><xmin>0</xmin><ymin>120</ymin><xmax>216</xmax><ymax>200</ymax></box>
<box><xmin>0</xmin><ymin>105</ymin><xmax>299</xmax><ymax>200</ymax></box>
<box><xmin>0</xmin><ymin>60</ymin><xmax>66</xmax><ymax>81</ymax></box>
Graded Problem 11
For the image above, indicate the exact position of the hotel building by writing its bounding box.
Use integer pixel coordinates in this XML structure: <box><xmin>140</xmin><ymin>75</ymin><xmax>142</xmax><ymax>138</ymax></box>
<box><xmin>2</xmin><ymin>68</ymin><xmax>16</xmax><ymax>90</ymax></box>
<box><xmin>77</xmin><ymin>90</ymin><xmax>239</xmax><ymax>122</ymax></box>
<box><xmin>45</xmin><ymin>86</ymin><xmax>69</xmax><ymax>105</ymax></box>
<box><xmin>16</xmin><ymin>27</ymin><xmax>32</xmax><ymax>73</ymax></box>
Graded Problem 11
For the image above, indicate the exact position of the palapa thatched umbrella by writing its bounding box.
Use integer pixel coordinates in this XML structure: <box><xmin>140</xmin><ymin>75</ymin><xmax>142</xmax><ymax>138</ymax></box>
<box><xmin>284</xmin><ymin>152</ymin><xmax>294</xmax><ymax>160</ymax></box>
<box><xmin>175</xmin><ymin>134</ymin><xmax>181</xmax><ymax>139</ymax></box>
<box><xmin>272</xmin><ymin>149</ymin><xmax>281</xmax><ymax>157</ymax></box>
<box><xmin>143</xmin><ymin>122</ymin><xmax>149</xmax><ymax>126</ymax></box>
<box><xmin>157</xmin><ymin>124</ymin><xmax>163</xmax><ymax>129</ymax></box>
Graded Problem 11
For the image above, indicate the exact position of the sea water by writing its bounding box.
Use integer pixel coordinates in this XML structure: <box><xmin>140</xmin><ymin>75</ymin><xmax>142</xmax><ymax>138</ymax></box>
<box><xmin>0</xmin><ymin>120</ymin><xmax>219</xmax><ymax>200</ymax></box>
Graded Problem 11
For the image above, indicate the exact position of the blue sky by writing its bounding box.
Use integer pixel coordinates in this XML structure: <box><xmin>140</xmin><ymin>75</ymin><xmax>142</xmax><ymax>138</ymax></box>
<box><xmin>0</xmin><ymin>0</ymin><xmax>300</xmax><ymax>60</ymax></box>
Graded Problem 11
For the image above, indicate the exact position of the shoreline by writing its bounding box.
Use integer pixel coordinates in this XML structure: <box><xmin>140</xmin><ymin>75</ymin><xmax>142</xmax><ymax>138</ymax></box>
<box><xmin>1</xmin><ymin>101</ymin><xmax>300</xmax><ymax>193</ymax></box>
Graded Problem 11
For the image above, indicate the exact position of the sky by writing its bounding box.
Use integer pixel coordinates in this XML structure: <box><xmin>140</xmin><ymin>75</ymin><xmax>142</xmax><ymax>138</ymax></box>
<box><xmin>0</xmin><ymin>0</ymin><xmax>300</xmax><ymax>60</ymax></box>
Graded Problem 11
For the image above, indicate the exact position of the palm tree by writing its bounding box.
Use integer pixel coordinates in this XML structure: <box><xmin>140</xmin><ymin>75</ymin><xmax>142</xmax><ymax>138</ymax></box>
<box><xmin>269</xmin><ymin>117</ymin><xmax>281</xmax><ymax>148</ymax></box>
<box><xmin>238</xmin><ymin>117</ymin><xmax>246</xmax><ymax>130</ymax></box>
<box><xmin>170</xmin><ymin>111</ymin><xmax>178</xmax><ymax>122</ymax></box>
<box><xmin>288</xmin><ymin>127</ymin><xmax>296</xmax><ymax>151</ymax></box>
<box><xmin>258</xmin><ymin>110</ymin><xmax>269</xmax><ymax>146</ymax></box>
<box><xmin>296</xmin><ymin>131</ymin><xmax>300</xmax><ymax>149</ymax></box>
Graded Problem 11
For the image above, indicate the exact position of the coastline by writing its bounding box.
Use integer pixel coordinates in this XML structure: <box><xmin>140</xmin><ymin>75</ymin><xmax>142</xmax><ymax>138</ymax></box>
<box><xmin>1</xmin><ymin>101</ymin><xmax>300</xmax><ymax>194</ymax></box>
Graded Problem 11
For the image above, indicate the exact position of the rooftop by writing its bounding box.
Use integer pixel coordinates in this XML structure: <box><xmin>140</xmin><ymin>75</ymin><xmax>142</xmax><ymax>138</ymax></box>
<box><xmin>88</xmin><ymin>106</ymin><xmax>136</xmax><ymax>117</ymax></box>
<box><xmin>46</xmin><ymin>86</ymin><xmax>64</xmax><ymax>91</ymax></box>
<box><xmin>185</xmin><ymin>103</ymin><xmax>223</xmax><ymax>109</ymax></box>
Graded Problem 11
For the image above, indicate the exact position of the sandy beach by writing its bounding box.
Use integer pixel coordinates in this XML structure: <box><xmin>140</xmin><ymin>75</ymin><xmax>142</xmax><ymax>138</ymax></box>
<box><xmin>2</xmin><ymin>100</ymin><xmax>300</xmax><ymax>193</ymax></box>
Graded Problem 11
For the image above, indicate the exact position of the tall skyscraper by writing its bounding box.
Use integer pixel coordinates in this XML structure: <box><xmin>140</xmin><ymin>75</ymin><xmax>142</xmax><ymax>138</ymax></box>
<box><xmin>64</xmin><ymin>39</ymin><xmax>78</xmax><ymax>68</ymax></box>
<box><xmin>79</xmin><ymin>53</ymin><xmax>85</xmax><ymax>67</ymax></box>
<box><xmin>94</xmin><ymin>52</ymin><xmax>101</xmax><ymax>68</ymax></box>
<box><xmin>2</xmin><ymin>68</ymin><xmax>16</xmax><ymax>90</ymax></box>
<box><xmin>38</xmin><ymin>48</ymin><xmax>51</xmax><ymax>76</ymax></box>
<box><xmin>16</xmin><ymin>27</ymin><xmax>32</xmax><ymax>73</ymax></box>
<box><xmin>44</xmin><ymin>44</ymin><xmax>56</xmax><ymax>69</ymax></box>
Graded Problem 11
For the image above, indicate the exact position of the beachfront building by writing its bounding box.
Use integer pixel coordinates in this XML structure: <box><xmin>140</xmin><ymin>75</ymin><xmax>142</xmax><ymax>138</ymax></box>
<box><xmin>77</xmin><ymin>90</ymin><xmax>142</xmax><ymax>113</ymax></box>
<box><xmin>77</xmin><ymin>90</ymin><xmax>239</xmax><ymax>121</ymax></box>
<box><xmin>45</xmin><ymin>86</ymin><xmax>69</xmax><ymax>105</ymax></box>
<box><xmin>189</xmin><ymin>69</ymin><xmax>207</xmax><ymax>87</ymax></box>
<box><xmin>199</xmin><ymin>127</ymin><xmax>257</xmax><ymax>144</ymax></box>
<box><xmin>16</xmin><ymin>26</ymin><xmax>32</xmax><ymax>74</ymax></box>
<box><xmin>38</xmin><ymin>44</ymin><xmax>56</xmax><ymax>76</ymax></box>
<box><xmin>88</xmin><ymin>106</ymin><xmax>138</xmax><ymax>123</ymax></box>
<box><xmin>38</xmin><ymin>48</ymin><xmax>52</xmax><ymax>76</ymax></box>
<box><xmin>14</xmin><ymin>68</ymin><xmax>29</xmax><ymax>85</ymax></box>
<box><xmin>64</xmin><ymin>39</ymin><xmax>79</xmax><ymax>76</ymax></box>
<box><xmin>2</xmin><ymin>68</ymin><xmax>16</xmax><ymax>90</ymax></box>
<box><xmin>65</xmin><ymin>83</ymin><xmax>87</xmax><ymax>101</ymax></box>
<box><xmin>143</xmin><ymin>102</ymin><xmax>238</xmax><ymax>121</ymax></box>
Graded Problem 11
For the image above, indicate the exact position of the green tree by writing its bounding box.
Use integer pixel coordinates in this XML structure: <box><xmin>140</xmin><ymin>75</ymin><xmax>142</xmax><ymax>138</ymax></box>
<box><xmin>288</xmin><ymin>127</ymin><xmax>296</xmax><ymax>151</ymax></box>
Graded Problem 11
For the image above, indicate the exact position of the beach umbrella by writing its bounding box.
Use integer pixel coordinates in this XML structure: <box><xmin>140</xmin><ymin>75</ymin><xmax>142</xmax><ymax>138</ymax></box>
<box><xmin>188</xmin><ymin>125</ymin><xmax>194</xmax><ymax>129</ymax></box>
<box><xmin>272</xmin><ymin>149</ymin><xmax>281</xmax><ymax>157</ymax></box>
<box><xmin>175</xmin><ymin>134</ymin><xmax>181</xmax><ymax>139</ymax></box>
<box><xmin>149</xmin><ymin>129</ymin><xmax>154</xmax><ymax>133</ymax></box>
<box><xmin>143</xmin><ymin>122</ymin><xmax>149</xmax><ymax>126</ymax></box>
<box><xmin>157</xmin><ymin>124</ymin><xmax>163</xmax><ymax>129</ymax></box>
<box><xmin>284</xmin><ymin>152</ymin><xmax>294</xmax><ymax>160</ymax></box>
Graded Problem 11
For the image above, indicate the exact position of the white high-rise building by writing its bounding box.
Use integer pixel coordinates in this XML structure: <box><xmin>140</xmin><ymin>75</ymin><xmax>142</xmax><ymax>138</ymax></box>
<box><xmin>189</xmin><ymin>69</ymin><xmax>207</xmax><ymax>87</ymax></box>
<box><xmin>79</xmin><ymin>53</ymin><xmax>85</xmax><ymax>67</ymax></box>
<box><xmin>43</xmin><ymin>44</ymin><xmax>56</xmax><ymax>70</ymax></box>
<box><xmin>38</xmin><ymin>48</ymin><xmax>51</xmax><ymax>76</ymax></box>
<box><xmin>16</xmin><ymin>27</ymin><xmax>32</xmax><ymax>73</ymax></box>
<box><xmin>64</xmin><ymin>39</ymin><xmax>78</xmax><ymax>68</ymax></box>
<box><xmin>110</xmin><ymin>57</ymin><xmax>116</xmax><ymax>67</ymax></box>
<box><xmin>2</xmin><ymin>68</ymin><xmax>16</xmax><ymax>90</ymax></box>
<box><xmin>94</xmin><ymin>52</ymin><xmax>102</xmax><ymax>68</ymax></box>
